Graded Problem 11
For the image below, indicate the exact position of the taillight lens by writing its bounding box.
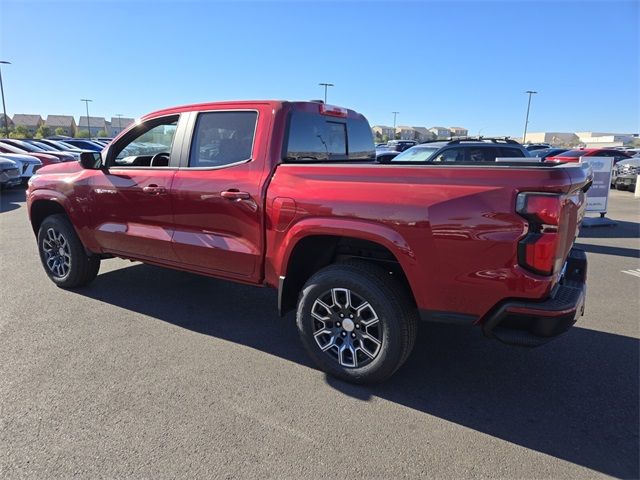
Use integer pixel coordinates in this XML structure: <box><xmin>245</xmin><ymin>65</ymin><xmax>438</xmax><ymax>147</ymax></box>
<box><xmin>517</xmin><ymin>193</ymin><xmax>565</xmax><ymax>276</ymax></box>
<box><xmin>319</xmin><ymin>104</ymin><xmax>348</xmax><ymax>118</ymax></box>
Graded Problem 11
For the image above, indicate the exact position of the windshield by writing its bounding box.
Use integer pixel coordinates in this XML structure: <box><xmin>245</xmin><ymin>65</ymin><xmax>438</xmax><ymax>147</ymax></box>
<box><xmin>391</xmin><ymin>146</ymin><xmax>439</xmax><ymax>162</ymax></box>
<box><xmin>11</xmin><ymin>141</ymin><xmax>43</xmax><ymax>153</ymax></box>
<box><xmin>31</xmin><ymin>141</ymin><xmax>56</xmax><ymax>151</ymax></box>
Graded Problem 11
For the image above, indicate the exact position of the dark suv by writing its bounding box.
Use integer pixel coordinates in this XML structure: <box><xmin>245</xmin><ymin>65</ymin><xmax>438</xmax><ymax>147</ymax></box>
<box><xmin>386</xmin><ymin>140</ymin><xmax>418</xmax><ymax>152</ymax></box>
<box><xmin>385</xmin><ymin>138</ymin><xmax>531</xmax><ymax>163</ymax></box>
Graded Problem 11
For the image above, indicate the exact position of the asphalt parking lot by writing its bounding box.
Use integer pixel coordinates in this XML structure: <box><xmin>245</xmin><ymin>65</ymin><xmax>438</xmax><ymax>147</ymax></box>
<box><xmin>1</xmin><ymin>187</ymin><xmax>638</xmax><ymax>479</ymax></box>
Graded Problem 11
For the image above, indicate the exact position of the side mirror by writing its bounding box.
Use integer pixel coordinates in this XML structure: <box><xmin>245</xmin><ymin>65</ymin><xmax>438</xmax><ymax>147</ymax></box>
<box><xmin>79</xmin><ymin>151</ymin><xmax>103</xmax><ymax>169</ymax></box>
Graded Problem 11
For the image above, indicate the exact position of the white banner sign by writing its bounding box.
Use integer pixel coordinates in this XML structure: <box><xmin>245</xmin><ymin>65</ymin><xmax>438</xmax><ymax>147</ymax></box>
<box><xmin>580</xmin><ymin>156</ymin><xmax>613</xmax><ymax>213</ymax></box>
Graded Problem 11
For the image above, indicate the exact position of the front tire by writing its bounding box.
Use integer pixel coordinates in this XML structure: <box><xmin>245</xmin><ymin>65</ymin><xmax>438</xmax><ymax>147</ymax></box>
<box><xmin>37</xmin><ymin>214</ymin><xmax>100</xmax><ymax>288</ymax></box>
<box><xmin>296</xmin><ymin>262</ymin><xmax>418</xmax><ymax>384</ymax></box>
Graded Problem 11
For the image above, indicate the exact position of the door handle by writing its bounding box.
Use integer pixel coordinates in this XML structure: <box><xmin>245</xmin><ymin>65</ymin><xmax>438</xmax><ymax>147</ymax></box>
<box><xmin>221</xmin><ymin>189</ymin><xmax>251</xmax><ymax>200</ymax></box>
<box><xmin>143</xmin><ymin>184</ymin><xmax>167</xmax><ymax>195</ymax></box>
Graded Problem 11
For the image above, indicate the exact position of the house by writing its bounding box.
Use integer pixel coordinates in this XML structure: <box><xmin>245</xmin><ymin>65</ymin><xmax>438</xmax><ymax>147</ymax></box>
<box><xmin>77</xmin><ymin>116</ymin><xmax>108</xmax><ymax>136</ymax></box>
<box><xmin>12</xmin><ymin>114</ymin><xmax>43</xmax><ymax>135</ymax></box>
<box><xmin>45</xmin><ymin>115</ymin><xmax>77</xmax><ymax>137</ymax></box>
<box><xmin>395</xmin><ymin>126</ymin><xmax>419</xmax><ymax>141</ymax></box>
<box><xmin>371</xmin><ymin>125</ymin><xmax>396</xmax><ymax>142</ymax></box>
<box><xmin>412</xmin><ymin>127</ymin><xmax>436</xmax><ymax>142</ymax></box>
<box><xmin>428</xmin><ymin>126</ymin><xmax>451</xmax><ymax>139</ymax></box>
<box><xmin>0</xmin><ymin>113</ymin><xmax>14</xmax><ymax>131</ymax></box>
<box><xmin>110</xmin><ymin>116</ymin><xmax>135</xmax><ymax>136</ymax></box>
<box><xmin>449</xmin><ymin>127</ymin><xmax>468</xmax><ymax>137</ymax></box>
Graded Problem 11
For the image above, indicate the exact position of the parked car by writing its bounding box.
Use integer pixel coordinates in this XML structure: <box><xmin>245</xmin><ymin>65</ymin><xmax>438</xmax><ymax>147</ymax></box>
<box><xmin>525</xmin><ymin>143</ymin><xmax>552</xmax><ymax>151</ymax></box>
<box><xmin>529</xmin><ymin>148</ymin><xmax>569</xmax><ymax>161</ymax></box>
<box><xmin>59</xmin><ymin>139</ymin><xmax>104</xmax><ymax>151</ymax></box>
<box><xmin>376</xmin><ymin>149</ymin><xmax>400</xmax><ymax>163</ymax></box>
<box><xmin>386</xmin><ymin>139</ymin><xmax>417</xmax><ymax>152</ymax></box>
<box><xmin>0</xmin><ymin>157</ymin><xmax>22</xmax><ymax>188</ymax></box>
<box><xmin>545</xmin><ymin>148</ymin><xmax>633</xmax><ymax>163</ymax></box>
<box><xmin>0</xmin><ymin>142</ymin><xmax>61</xmax><ymax>166</ymax></box>
<box><xmin>613</xmin><ymin>158</ymin><xmax>640</xmax><ymax>191</ymax></box>
<box><xmin>0</xmin><ymin>153</ymin><xmax>42</xmax><ymax>183</ymax></box>
<box><xmin>0</xmin><ymin>139</ymin><xmax>75</xmax><ymax>162</ymax></box>
<box><xmin>24</xmin><ymin>139</ymin><xmax>82</xmax><ymax>160</ymax></box>
<box><xmin>27</xmin><ymin>100</ymin><xmax>590</xmax><ymax>384</ymax></box>
<box><xmin>386</xmin><ymin>138</ymin><xmax>530</xmax><ymax>163</ymax></box>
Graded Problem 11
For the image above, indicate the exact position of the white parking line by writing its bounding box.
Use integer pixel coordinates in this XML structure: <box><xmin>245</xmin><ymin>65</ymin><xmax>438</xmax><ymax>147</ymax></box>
<box><xmin>621</xmin><ymin>268</ymin><xmax>640</xmax><ymax>278</ymax></box>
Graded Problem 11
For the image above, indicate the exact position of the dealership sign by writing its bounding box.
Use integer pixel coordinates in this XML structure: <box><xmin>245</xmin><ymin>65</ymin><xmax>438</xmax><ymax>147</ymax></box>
<box><xmin>580</xmin><ymin>156</ymin><xmax>613</xmax><ymax>213</ymax></box>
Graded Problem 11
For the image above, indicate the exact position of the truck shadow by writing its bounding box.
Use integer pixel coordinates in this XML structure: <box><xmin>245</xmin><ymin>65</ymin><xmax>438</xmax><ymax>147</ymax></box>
<box><xmin>79</xmin><ymin>263</ymin><xmax>638</xmax><ymax>479</ymax></box>
<box><xmin>579</xmin><ymin>219</ymin><xmax>640</xmax><ymax>239</ymax></box>
<box><xmin>0</xmin><ymin>185</ymin><xmax>26</xmax><ymax>213</ymax></box>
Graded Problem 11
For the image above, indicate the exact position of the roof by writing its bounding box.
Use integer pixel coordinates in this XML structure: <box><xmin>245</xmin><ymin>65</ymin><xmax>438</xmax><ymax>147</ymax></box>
<box><xmin>449</xmin><ymin>126</ymin><xmax>467</xmax><ymax>130</ymax></box>
<box><xmin>429</xmin><ymin>126</ymin><xmax>448</xmax><ymax>130</ymax></box>
<box><xmin>12</xmin><ymin>114</ymin><xmax>43</xmax><ymax>126</ymax></box>
<box><xmin>78</xmin><ymin>116</ymin><xmax>107</xmax><ymax>128</ymax></box>
<box><xmin>45</xmin><ymin>115</ymin><xmax>75</xmax><ymax>127</ymax></box>
<box><xmin>142</xmin><ymin>100</ymin><xmax>364</xmax><ymax>121</ymax></box>
<box><xmin>110</xmin><ymin>117</ymin><xmax>135</xmax><ymax>128</ymax></box>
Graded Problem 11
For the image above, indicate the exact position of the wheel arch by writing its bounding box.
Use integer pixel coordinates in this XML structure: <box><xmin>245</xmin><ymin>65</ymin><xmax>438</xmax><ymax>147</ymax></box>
<box><xmin>275</xmin><ymin>220</ymin><xmax>419</xmax><ymax>316</ymax></box>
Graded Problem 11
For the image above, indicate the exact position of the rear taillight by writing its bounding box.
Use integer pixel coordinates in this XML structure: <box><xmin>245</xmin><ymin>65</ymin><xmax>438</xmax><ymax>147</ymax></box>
<box><xmin>319</xmin><ymin>104</ymin><xmax>348</xmax><ymax>118</ymax></box>
<box><xmin>516</xmin><ymin>193</ymin><xmax>565</xmax><ymax>276</ymax></box>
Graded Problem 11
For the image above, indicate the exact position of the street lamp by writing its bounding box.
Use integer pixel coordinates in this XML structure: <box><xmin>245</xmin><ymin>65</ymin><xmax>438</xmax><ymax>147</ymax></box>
<box><xmin>0</xmin><ymin>61</ymin><xmax>11</xmax><ymax>138</ymax></box>
<box><xmin>81</xmin><ymin>99</ymin><xmax>92</xmax><ymax>136</ymax></box>
<box><xmin>116</xmin><ymin>113</ymin><xmax>123</xmax><ymax>130</ymax></box>
<box><xmin>392</xmin><ymin>111</ymin><xmax>399</xmax><ymax>129</ymax></box>
<box><xmin>318</xmin><ymin>83</ymin><xmax>334</xmax><ymax>103</ymax></box>
<box><xmin>522</xmin><ymin>90</ymin><xmax>537</xmax><ymax>144</ymax></box>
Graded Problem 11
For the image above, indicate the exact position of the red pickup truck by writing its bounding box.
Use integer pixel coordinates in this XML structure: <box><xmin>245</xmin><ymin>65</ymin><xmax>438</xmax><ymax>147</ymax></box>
<box><xmin>27</xmin><ymin>100</ymin><xmax>591</xmax><ymax>383</ymax></box>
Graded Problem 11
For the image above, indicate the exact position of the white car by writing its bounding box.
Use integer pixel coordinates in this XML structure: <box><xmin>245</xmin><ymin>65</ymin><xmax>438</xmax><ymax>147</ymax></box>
<box><xmin>0</xmin><ymin>153</ymin><xmax>42</xmax><ymax>183</ymax></box>
<box><xmin>0</xmin><ymin>157</ymin><xmax>21</xmax><ymax>188</ymax></box>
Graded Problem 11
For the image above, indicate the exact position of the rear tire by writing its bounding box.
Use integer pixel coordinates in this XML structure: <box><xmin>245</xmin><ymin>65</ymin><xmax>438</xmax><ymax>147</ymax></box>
<box><xmin>296</xmin><ymin>261</ymin><xmax>418</xmax><ymax>384</ymax></box>
<box><xmin>37</xmin><ymin>214</ymin><xmax>100</xmax><ymax>288</ymax></box>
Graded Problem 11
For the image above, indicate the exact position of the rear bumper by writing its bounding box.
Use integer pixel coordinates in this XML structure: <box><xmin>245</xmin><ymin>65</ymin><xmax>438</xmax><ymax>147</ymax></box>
<box><xmin>482</xmin><ymin>248</ymin><xmax>587</xmax><ymax>347</ymax></box>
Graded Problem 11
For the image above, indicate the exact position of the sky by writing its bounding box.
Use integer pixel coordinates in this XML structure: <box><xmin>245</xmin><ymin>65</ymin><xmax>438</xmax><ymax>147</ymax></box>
<box><xmin>0</xmin><ymin>0</ymin><xmax>638</xmax><ymax>137</ymax></box>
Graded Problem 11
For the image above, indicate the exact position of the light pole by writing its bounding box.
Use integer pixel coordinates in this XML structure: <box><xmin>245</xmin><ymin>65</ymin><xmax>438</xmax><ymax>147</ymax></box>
<box><xmin>115</xmin><ymin>113</ymin><xmax>123</xmax><ymax>133</ymax></box>
<box><xmin>392</xmin><ymin>111</ymin><xmax>399</xmax><ymax>129</ymax></box>
<box><xmin>81</xmin><ymin>98</ymin><xmax>92</xmax><ymax>136</ymax></box>
<box><xmin>522</xmin><ymin>90</ymin><xmax>537</xmax><ymax>144</ymax></box>
<box><xmin>0</xmin><ymin>61</ymin><xmax>11</xmax><ymax>138</ymax></box>
<box><xmin>318</xmin><ymin>83</ymin><xmax>334</xmax><ymax>103</ymax></box>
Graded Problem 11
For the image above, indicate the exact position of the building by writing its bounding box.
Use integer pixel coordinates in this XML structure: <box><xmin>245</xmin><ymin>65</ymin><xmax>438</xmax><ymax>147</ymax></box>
<box><xmin>110</xmin><ymin>117</ymin><xmax>135</xmax><ymax>136</ymax></box>
<box><xmin>0</xmin><ymin>114</ymin><xmax>14</xmax><ymax>132</ymax></box>
<box><xmin>576</xmin><ymin>132</ymin><xmax>636</xmax><ymax>147</ymax></box>
<box><xmin>371</xmin><ymin>125</ymin><xmax>395</xmax><ymax>142</ymax></box>
<box><xmin>449</xmin><ymin>127</ymin><xmax>468</xmax><ymax>137</ymax></box>
<box><xmin>524</xmin><ymin>132</ymin><xmax>580</xmax><ymax>146</ymax></box>
<box><xmin>77</xmin><ymin>116</ymin><xmax>108</xmax><ymax>136</ymax></box>
<box><xmin>45</xmin><ymin>115</ymin><xmax>77</xmax><ymax>137</ymax></box>
<box><xmin>12</xmin><ymin>114</ymin><xmax>43</xmax><ymax>135</ymax></box>
<box><xmin>412</xmin><ymin>127</ymin><xmax>436</xmax><ymax>142</ymax></box>
<box><xmin>395</xmin><ymin>126</ymin><xmax>419</xmax><ymax>141</ymax></box>
<box><xmin>428</xmin><ymin>126</ymin><xmax>451</xmax><ymax>139</ymax></box>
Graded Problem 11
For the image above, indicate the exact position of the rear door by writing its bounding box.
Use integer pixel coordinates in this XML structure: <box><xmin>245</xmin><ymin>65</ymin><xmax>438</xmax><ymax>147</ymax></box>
<box><xmin>169</xmin><ymin>107</ymin><xmax>270</xmax><ymax>281</ymax></box>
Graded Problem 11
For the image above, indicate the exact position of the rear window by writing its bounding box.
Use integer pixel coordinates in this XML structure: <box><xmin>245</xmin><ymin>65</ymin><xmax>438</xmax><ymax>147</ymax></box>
<box><xmin>560</xmin><ymin>150</ymin><xmax>587</xmax><ymax>158</ymax></box>
<box><xmin>284</xmin><ymin>111</ymin><xmax>374</xmax><ymax>162</ymax></box>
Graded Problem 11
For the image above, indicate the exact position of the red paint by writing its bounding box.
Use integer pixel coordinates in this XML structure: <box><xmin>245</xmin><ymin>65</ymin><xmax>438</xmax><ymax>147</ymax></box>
<box><xmin>27</xmin><ymin>100</ymin><xmax>591</xmax><ymax>323</ymax></box>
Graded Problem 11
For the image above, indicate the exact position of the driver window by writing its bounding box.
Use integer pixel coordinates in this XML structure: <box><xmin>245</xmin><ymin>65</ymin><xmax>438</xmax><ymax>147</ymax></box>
<box><xmin>110</xmin><ymin>117</ymin><xmax>178</xmax><ymax>167</ymax></box>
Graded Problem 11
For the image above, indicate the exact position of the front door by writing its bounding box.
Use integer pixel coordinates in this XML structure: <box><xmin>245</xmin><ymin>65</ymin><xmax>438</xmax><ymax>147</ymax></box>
<box><xmin>170</xmin><ymin>109</ymin><xmax>267</xmax><ymax>281</ymax></box>
<box><xmin>88</xmin><ymin>115</ymin><xmax>183</xmax><ymax>263</ymax></box>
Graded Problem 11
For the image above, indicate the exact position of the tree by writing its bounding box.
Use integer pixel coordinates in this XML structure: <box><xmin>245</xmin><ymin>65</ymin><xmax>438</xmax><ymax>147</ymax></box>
<box><xmin>34</xmin><ymin>125</ymin><xmax>51</xmax><ymax>139</ymax></box>
<box><xmin>96</xmin><ymin>129</ymin><xmax>109</xmax><ymax>137</ymax></box>
<box><xmin>9</xmin><ymin>125</ymin><xmax>30</xmax><ymax>139</ymax></box>
<box><xmin>374</xmin><ymin>131</ymin><xmax>382</xmax><ymax>141</ymax></box>
<box><xmin>76</xmin><ymin>130</ymin><xmax>90</xmax><ymax>138</ymax></box>
<box><xmin>54</xmin><ymin>127</ymin><xmax>66</xmax><ymax>136</ymax></box>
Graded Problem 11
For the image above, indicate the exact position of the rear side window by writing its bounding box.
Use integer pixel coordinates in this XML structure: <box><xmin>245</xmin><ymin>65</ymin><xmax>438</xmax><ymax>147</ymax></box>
<box><xmin>467</xmin><ymin>147</ymin><xmax>501</xmax><ymax>162</ymax></box>
<box><xmin>500</xmin><ymin>147</ymin><xmax>526</xmax><ymax>157</ymax></box>
<box><xmin>285</xmin><ymin>111</ymin><xmax>374</xmax><ymax>162</ymax></box>
<box><xmin>189</xmin><ymin>111</ymin><xmax>258</xmax><ymax>168</ymax></box>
